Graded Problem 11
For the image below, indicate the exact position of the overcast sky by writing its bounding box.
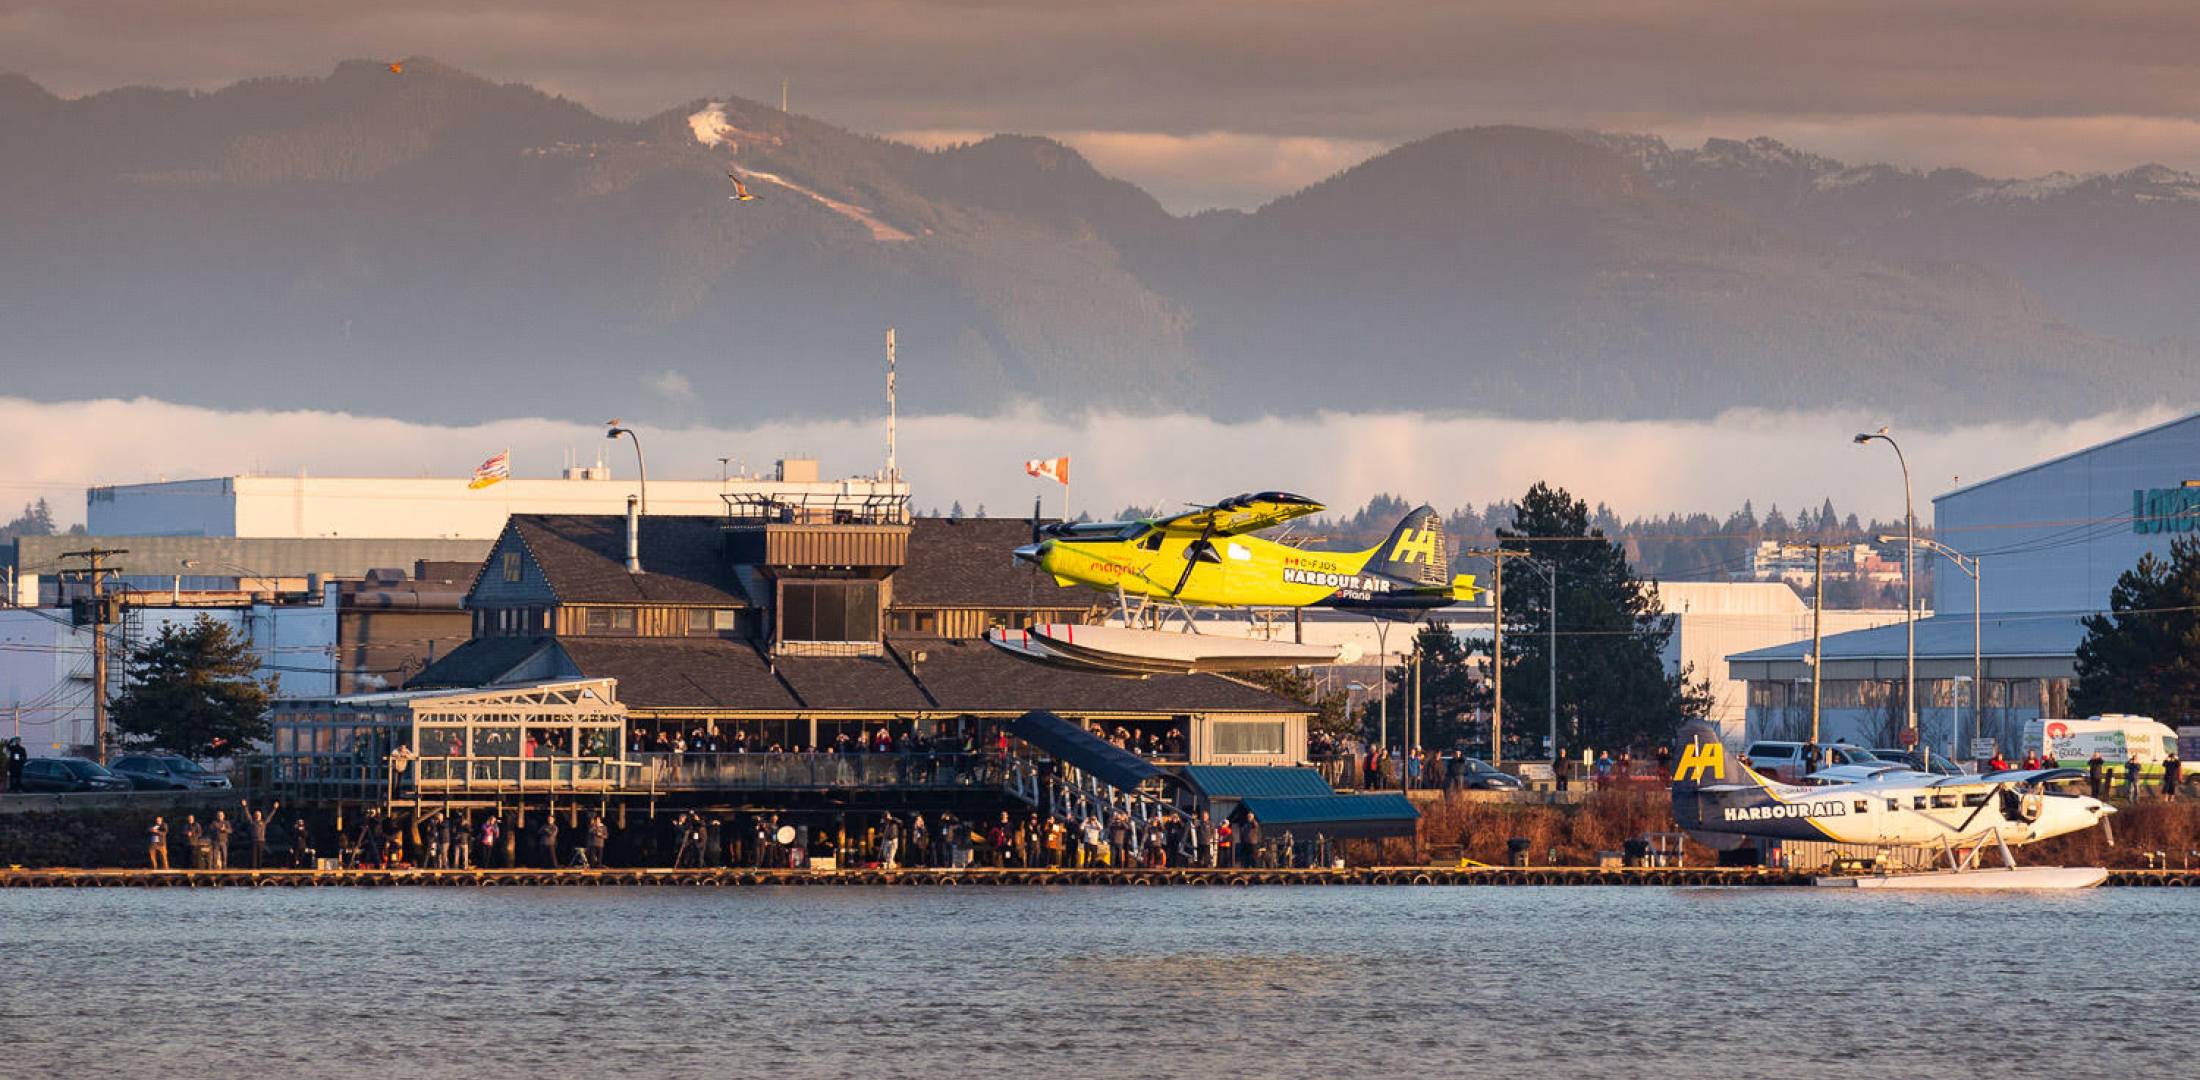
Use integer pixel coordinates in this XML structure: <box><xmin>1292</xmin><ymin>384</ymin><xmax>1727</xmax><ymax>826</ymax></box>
<box><xmin>8</xmin><ymin>1</ymin><xmax>2200</xmax><ymax>210</ymax></box>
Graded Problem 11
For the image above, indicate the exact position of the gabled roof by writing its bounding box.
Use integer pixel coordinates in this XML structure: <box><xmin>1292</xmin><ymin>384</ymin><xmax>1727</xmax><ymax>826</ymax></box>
<box><xmin>893</xmin><ymin>517</ymin><xmax>1091</xmax><ymax>609</ymax></box>
<box><xmin>507</xmin><ymin>514</ymin><xmax>749</xmax><ymax>606</ymax></box>
<box><xmin>1180</xmin><ymin>765</ymin><xmax>1336</xmax><ymax>800</ymax></box>
<box><xmin>409</xmin><ymin>636</ymin><xmax>559</xmax><ymax>689</ymax></box>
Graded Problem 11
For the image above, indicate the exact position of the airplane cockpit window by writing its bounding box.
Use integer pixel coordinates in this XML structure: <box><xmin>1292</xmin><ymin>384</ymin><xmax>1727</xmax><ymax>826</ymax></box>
<box><xmin>1140</xmin><ymin>531</ymin><xmax>1164</xmax><ymax>551</ymax></box>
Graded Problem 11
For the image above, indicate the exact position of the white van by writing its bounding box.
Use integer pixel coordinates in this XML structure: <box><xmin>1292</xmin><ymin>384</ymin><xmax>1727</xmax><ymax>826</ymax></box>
<box><xmin>2024</xmin><ymin>715</ymin><xmax>2185</xmax><ymax>783</ymax></box>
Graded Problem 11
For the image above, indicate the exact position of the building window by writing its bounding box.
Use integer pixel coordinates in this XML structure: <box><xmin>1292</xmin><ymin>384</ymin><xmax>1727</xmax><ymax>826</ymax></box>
<box><xmin>502</xmin><ymin>552</ymin><xmax>522</xmax><ymax>583</ymax></box>
<box><xmin>888</xmin><ymin>610</ymin><xmax>940</xmax><ymax>635</ymax></box>
<box><xmin>584</xmin><ymin>607</ymin><xmax>636</xmax><ymax>636</ymax></box>
<box><xmin>1213</xmin><ymin>720</ymin><xmax>1286</xmax><ymax>756</ymax></box>
<box><xmin>686</xmin><ymin>609</ymin><xmax>714</xmax><ymax>635</ymax></box>
<box><xmin>712</xmin><ymin>609</ymin><xmax>740</xmax><ymax>631</ymax></box>
<box><xmin>780</xmin><ymin>581</ymin><xmax>879</xmax><ymax>643</ymax></box>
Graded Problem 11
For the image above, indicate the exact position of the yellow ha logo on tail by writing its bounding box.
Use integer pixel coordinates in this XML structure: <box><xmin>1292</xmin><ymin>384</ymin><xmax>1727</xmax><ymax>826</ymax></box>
<box><xmin>1389</xmin><ymin>527</ymin><xmax>1439</xmax><ymax>566</ymax></box>
<box><xmin>1673</xmin><ymin>742</ymin><xmax>1727</xmax><ymax>783</ymax></box>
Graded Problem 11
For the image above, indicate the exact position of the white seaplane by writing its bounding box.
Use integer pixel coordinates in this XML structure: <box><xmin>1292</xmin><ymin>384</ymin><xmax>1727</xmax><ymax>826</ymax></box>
<box><xmin>1670</xmin><ymin>725</ymin><xmax>2116</xmax><ymax>890</ymax></box>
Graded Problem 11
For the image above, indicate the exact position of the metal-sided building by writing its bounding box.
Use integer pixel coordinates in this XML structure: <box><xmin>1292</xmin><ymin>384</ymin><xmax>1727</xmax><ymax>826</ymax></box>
<box><xmin>1729</xmin><ymin>411</ymin><xmax>2200</xmax><ymax>756</ymax></box>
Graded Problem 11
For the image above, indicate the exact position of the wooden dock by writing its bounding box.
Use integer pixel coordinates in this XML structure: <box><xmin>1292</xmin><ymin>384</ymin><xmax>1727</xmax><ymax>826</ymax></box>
<box><xmin>2</xmin><ymin>866</ymin><xmax>2195</xmax><ymax>888</ymax></box>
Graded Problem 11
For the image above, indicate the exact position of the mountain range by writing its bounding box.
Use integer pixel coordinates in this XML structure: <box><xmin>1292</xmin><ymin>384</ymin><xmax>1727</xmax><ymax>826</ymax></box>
<box><xmin>2</xmin><ymin>59</ymin><xmax>2194</xmax><ymax>425</ymax></box>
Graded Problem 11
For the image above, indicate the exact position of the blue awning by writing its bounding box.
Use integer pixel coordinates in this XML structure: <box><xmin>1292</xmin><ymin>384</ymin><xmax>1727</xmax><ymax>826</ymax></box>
<box><xmin>1236</xmin><ymin>794</ymin><xmax>1420</xmax><ymax>840</ymax></box>
<box><xmin>1010</xmin><ymin>710</ymin><xmax>1166</xmax><ymax>791</ymax></box>
<box><xmin>1179</xmin><ymin>765</ymin><xmax>1336</xmax><ymax>800</ymax></box>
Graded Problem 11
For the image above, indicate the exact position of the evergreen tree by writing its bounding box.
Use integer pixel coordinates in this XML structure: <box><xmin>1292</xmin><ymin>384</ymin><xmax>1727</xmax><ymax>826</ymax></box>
<box><xmin>948</xmin><ymin>500</ymin><xmax>964</xmax><ymax>520</ymax></box>
<box><xmin>1376</xmin><ymin>623</ymin><xmax>1483</xmax><ymax>750</ymax></box>
<box><xmin>1817</xmin><ymin>498</ymin><xmax>1840</xmax><ymax>536</ymax></box>
<box><xmin>1762</xmin><ymin>503</ymin><xmax>1791</xmax><ymax>536</ymax></box>
<box><xmin>2071</xmin><ymin>537</ymin><xmax>2200</xmax><ymax>721</ymax></box>
<box><xmin>109</xmin><ymin>617</ymin><xmax>274</xmax><ymax>760</ymax></box>
<box><xmin>0</xmin><ymin>498</ymin><xmax>57</xmax><ymax>538</ymax></box>
<box><xmin>1483</xmin><ymin>482</ymin><xmax>1712</xmax><ymax>758</ymax></box>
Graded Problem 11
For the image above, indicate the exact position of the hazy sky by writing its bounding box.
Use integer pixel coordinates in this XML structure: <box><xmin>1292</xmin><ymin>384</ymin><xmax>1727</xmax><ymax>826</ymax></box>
<box><xmin>8</xmin><ymin>1</ymin><xmax>2200</xmax><ymax>210</ymax></box>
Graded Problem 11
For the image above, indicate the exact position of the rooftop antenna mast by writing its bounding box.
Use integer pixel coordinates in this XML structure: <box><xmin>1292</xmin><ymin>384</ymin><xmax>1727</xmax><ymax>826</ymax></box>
<box><xmin>885</xmin><ymin>327</ymin><xmax>899</xmax><ymax>482</ymax></box>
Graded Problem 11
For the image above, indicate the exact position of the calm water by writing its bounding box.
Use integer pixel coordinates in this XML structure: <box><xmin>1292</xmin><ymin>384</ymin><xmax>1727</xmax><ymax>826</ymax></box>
<box><xmin>3</xmin><ymin>886</ymin><xmax>2192</xmax><ymax>1079</ymax></box>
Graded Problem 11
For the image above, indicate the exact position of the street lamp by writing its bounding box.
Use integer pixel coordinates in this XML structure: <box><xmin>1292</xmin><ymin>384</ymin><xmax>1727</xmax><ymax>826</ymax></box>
<box><xmin>1885</xmin><ymin>535</ymin><xmax>1982</xmax><ymax>764</ymax></box>
<box><xmin>606</xmin><ymin>420</ymin><xmax>648</xmax><ymax>514</ymax></box>
<box><xmin>1854</xmin><ymin>427</ymin><xmax>1918</xmax><ymax>751</ymax></box>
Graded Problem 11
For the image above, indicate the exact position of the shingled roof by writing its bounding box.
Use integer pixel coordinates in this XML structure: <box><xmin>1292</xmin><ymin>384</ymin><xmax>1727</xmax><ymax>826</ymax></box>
<box><xmin>508</xmin><ymin>514</ymin><xmax>749</xmax><ymax>606</ymax></box>
<box><xmin>890</xmin><ymin>636</ymin><xmax>1302</xmax><ymax>714</ymax></box>
<box><xmin>893</xmin><ymin>517</ymin><xmax>1091</xmax><ymax>609</ymax></box>
<box><xmin>555</xmin><ymin>637</ymin><xmax>799</xmax><ymax>710</ymax></box>
<box><xmin>409</xmin><ymin>636</ymin><xmax>558</xmax><ymax>689</ymax></box>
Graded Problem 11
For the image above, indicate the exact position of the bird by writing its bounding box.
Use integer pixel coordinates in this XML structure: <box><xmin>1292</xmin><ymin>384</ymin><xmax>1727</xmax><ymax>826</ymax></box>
<box><xmin>387</xmin><ymin>61</ymin><xmax>404</xmax><ymax>74</ymax></box>
<box><xmin>726</xmin><ymin>169</ymin><xmax>758</xmax><ymax>201</ymax></box>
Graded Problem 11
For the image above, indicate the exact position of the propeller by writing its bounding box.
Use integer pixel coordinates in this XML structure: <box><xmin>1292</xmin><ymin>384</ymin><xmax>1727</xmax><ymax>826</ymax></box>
<box><xmin>1031</xmin><ymin>495</ymin><xmax>1043</xmax><ymax>545</ymax></box>
<box><xmin>1170</xmin><ymin>521</ymin><xmax>1218</xmax><ymax>598</ymax></box>
<box><xmin>2101</xmin><ymin>812</ymin><xmax>2116</xmax><ymax>848</ymax></box>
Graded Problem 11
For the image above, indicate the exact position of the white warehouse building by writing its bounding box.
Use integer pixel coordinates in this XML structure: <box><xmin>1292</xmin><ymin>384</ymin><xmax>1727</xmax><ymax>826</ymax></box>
<box><xmin>1728</xmin><ymin>412</ymin><xmax>2200</xmax><ymax>757</ymax></box>
<box><xmin>88</xmin><ymin>460</ymin><xmax>907</xmax><ymax>540</ymax></box>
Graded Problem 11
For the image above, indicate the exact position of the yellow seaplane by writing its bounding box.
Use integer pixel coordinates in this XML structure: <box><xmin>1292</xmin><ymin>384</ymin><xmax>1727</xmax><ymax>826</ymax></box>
<box><xmin>987</xmin><ymin>492</ymin><xmax>1481</xmax><ymax>676</ymax></box>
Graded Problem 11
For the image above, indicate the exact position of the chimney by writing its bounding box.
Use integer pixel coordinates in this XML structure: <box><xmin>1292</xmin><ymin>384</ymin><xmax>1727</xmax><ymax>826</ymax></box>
<box><xmin>625</xmin><ymin>496</ymin><xmax>643</xmax><ymax>574</ymax></box>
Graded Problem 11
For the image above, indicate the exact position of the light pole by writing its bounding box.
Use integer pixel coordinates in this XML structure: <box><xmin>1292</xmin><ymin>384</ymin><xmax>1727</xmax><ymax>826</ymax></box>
<box><xmin>1888</xmin><ymin>535</ymin><xmax>1981</xmax><ymax>765</ymax></box>
<box><xmin>1854</xmin><ymin>427</ymin><xmax>1917</xmax><ymax>752</ymax></box>
<box><xmin>1503</xmin><ymin>557</ymin><xmax>1560</xmax><ymax>765</ymax></box>
<box><xmin>606</xmin><ymin>421</ymin><xmax>648</xmax><ymax>514</ymax></box>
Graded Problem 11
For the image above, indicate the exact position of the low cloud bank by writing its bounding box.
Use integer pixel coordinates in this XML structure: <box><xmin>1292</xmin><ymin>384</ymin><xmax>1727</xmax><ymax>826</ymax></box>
<box><xmin>0</xmin><ymin>397</ymin><xmax>2184</xmax><ymax>529</ymax></box>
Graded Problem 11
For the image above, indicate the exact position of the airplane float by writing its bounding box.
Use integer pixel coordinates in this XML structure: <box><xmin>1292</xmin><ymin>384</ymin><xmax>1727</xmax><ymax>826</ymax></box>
<box><xmin>1669</xmin><ymin>722</ymin><xmax>2116</xmax><ymax>889</ymax></box>
<box><xmin>986</xmin><ymin>492</ymin><xmax>1481</xmax><ymax>676</ymax></box>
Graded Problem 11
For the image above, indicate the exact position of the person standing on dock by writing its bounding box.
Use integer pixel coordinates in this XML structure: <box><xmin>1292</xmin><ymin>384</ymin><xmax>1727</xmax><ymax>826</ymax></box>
<box><xmin>240</xmin><ymin>800</ymin><xmax>277</xmax><ymax>869</ymax></box>
<box><xmin>4</xmin><ymin>737</ymin><xmax>25</xmax><ymax>792</ymax></box>
<box><xmin>587</xmin><ymin>812</ymin><xmax>609</xmax><ymax>868</ymax></box>
<box><xmin>147</xmin><ymin>816</ymin><xmax>169</xmax><ymax>869</ymax></box>
<box><xmin>879</xmin><ymin>813</ymin><xmax>901</xmax><ymax>869</ymax></box>
<box><xmin>290</xmin><ymin>815</ymin><xmax>312</xmax><ymax>868</ymax></box>
<box><xmin>2127</xmin><ymin>758</ymin><xmax>2143</xmax><ymax>801</ymax></box>
<box><xmin>2165</xmin><ymin>749</ymin><xmax>2182</xmax><ymax>799</ymax></box>
<box><xmin>182</xmin><ymin>815</ymin><xmax>205</xmax><ymax>869</ymax></box>
<box><xmin>539</xmin><ymin>813</ymin><xmax>560</xmax><ymax>870</ymax></box>
<box><xmin>2089</xmin><ymin>751</ymin><xmax>2107</xmax><ymax>797</ymax></box>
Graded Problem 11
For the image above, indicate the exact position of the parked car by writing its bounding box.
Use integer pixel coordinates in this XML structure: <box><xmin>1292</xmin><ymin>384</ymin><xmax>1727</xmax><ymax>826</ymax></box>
<box><xmin>1451</xmin><ymin>757</ymin><xmax>1524</xmax><ymax>790</ymax></box>
<box><xmin>108</xmin><ymin>754</ymin><xmax>233</xmax><ymax>791</ymax></box>
<box><xmin>19</xmin><ymin>757</ymin><xmax>135</xmax><ymax>793</ymax></box>
<box><xmin>1870</xmin><ymin>748</ymin><xmax>1970</xmax><ymax>775</ymax></box>
<box><xmin>1741</xmin><ymin>741</ymin><xmax>1882</xmax><ymax>782</ymax></box>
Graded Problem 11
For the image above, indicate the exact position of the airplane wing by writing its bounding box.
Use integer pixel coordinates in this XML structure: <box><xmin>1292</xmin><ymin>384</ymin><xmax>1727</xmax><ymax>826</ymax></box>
<box><xmin>1803</xmin><ymin>764</ymin><xmax>1911</xmax><ymax>785</ymax></box>
<box><xmin>1153</xmin><ymin>491</ymin><xmax>1324</xmax><ymax>536</ymax></box>
<box><xmin>1952</xmin><ymin>767</ymin><xmax>2085</xmax><ymax>786</ymax></box>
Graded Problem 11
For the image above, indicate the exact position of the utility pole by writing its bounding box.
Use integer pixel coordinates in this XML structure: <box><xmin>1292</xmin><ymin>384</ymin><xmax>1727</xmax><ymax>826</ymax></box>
<box><xmin>1781</xmin><ymin>542</ymin><xmax>1831</xmax><ymax>746</ymax></box>
<box><xmin>1468</xmin><ymin>548</ymin><xmax>1543</xmax><ymax>768</ymax></box>
<box><xmin>61</xmin><ymin>547</ymin><xmax>128</xmax><ymax>764</ymax></box>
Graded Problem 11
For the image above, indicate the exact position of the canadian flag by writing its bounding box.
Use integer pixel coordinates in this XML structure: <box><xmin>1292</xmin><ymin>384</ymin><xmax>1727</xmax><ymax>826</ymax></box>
<box><xmin>1024</xmin><ymin>456</ymin><xmax>1070</xmax><ymax>485</ymax></box>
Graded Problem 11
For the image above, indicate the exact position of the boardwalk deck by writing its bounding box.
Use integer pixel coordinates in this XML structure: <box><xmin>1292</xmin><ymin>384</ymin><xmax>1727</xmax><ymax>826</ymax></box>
<box><xmin>2</xmin><ymin>866</ymin><xmax>2190</xmax><ymax>888</ymax></box>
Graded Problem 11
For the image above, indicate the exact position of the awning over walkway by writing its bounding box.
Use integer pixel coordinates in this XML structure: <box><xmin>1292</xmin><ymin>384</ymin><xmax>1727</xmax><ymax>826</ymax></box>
<box><xmin>1179</xmin><ymin>765</ymin><xmax>1335</xmax><ymax>800</ymax></box>
<box><xmin>1236</xmin><ymin>794</ymin><xmax>1420</xmax><ymax>840</ymax></box>
<box><xmin>1010</xmin><ymin>710</ymin><xmax>1166</xmax><ymax>791</ymax></box>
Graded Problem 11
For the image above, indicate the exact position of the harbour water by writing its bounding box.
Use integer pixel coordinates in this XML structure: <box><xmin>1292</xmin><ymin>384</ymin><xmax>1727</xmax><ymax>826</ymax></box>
<box><xmin>4</xmin><ymin>886</ymin><xmax>2193</xmax><ymax>1079</ymax></box>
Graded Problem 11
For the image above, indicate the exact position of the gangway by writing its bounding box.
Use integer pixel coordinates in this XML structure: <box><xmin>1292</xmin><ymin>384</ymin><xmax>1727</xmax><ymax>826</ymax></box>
<box><xmin>1000</xmin><ymin>711</ymin><xmax>1184</xmax><ymax>832</ymax></box>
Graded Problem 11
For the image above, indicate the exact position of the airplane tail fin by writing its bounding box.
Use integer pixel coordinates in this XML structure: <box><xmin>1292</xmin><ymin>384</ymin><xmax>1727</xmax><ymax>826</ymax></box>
<box><xmin>1369</xmin><ymin>504</ymin><xmax>1450</xmax><ymax>588</ymax></box>
<box><xmin>1669</xmin><ymin>718</ymin><xmax>1740</xmax><ymax>832</ymax></box>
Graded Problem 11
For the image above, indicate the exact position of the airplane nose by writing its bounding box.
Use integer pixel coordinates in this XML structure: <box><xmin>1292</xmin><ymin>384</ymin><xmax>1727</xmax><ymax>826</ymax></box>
<box><xmin>1013</xmin><ymin>541</ymin><xmax>1047</xmax><ymax>565</ymax></box>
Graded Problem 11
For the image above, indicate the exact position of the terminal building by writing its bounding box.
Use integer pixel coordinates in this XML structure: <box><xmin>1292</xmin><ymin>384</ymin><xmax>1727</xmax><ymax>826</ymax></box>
<box><xmin>1729</xmin><ymin>411</ymin><xmax>2200</xmax><ymax>757</ymax></box>
<box><xmin>266</xmin><ymin>496</ymin><xmax>1418</xmax><ymax>857</ymax></box>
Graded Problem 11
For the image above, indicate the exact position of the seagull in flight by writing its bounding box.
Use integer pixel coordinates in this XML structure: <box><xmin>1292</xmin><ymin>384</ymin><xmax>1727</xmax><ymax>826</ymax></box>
<box><xmin>726</xmin><ymin>169</ymin><xmax>759</xmax><ymax>202</ymax></box>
